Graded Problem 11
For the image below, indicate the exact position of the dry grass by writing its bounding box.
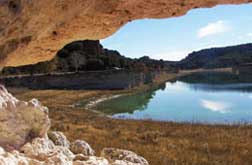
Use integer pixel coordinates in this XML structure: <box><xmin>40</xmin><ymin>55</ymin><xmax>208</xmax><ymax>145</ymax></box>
<box><xmin>12</xmin><ymin>88</ymin><xmax>252</xmax><ymax>165</ymax></box>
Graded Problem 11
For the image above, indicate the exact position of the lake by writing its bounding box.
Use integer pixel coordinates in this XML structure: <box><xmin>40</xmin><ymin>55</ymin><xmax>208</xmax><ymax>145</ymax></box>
<box><xmin>94</xmin><ymin>72</ymin><xmax>252</xmax><ymax>124</ymax></box>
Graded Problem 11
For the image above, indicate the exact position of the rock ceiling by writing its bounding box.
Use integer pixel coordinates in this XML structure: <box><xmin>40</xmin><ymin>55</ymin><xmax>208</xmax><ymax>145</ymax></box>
<box><xmin>0</xmin><ymin>0</ymin><xmax>251</xmax><ymax>67</ymax></box>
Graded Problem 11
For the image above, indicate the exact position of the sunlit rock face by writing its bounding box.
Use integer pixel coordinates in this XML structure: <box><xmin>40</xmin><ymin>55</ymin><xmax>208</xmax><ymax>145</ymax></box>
<box><xmin>0</xmin><ymin>0</ymin><xmax>251</xmax><ymax>67</ymax></box>
<box><xmin>0</xmin><ymin>85</ymin><xmax>50</xmax><ymax>151</ymax></box>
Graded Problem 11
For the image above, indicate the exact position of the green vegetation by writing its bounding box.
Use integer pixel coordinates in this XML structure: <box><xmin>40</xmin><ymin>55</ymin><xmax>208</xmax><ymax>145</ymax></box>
<box><xmin>93</xmin><ymin>85</ymin><xmax>165</xmax><ymax>114</ymax></box>
<box><xmin>1</xmin><ymin>40</ymin><xmax>169</xmax><ymax>75</ymax></box>
<box><xmin>177</xmin><ymin>43</ymin><xmax>252</xmax><ymax>69</ymax></box>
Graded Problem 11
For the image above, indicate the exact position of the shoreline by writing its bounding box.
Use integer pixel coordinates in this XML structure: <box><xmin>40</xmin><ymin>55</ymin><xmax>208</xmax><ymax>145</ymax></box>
<box><xmin>11</xmin><ymin>85</ymin><xmax>252</xmax><ymax>165</ymax></box>
<box><xmin>82</xmin><ymin>91</ymin><xmax>252</xmax><ymax>127</ymax></box>
<box><xmin>9</xmin><ymin>68</ymin><xmax>252</xmax><ymax>165</ymax></box>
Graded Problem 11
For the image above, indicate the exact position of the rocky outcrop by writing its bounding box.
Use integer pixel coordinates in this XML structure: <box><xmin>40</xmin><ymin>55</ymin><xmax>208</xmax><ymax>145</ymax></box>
<box><xmin>0</xmin><ymin>86</ymin><xmax>149</xmax><ymax>164</ymax></box>
<box><xmin>1</xmin><ymin>40</ymin><xmax>166</xmax><ymax>75</ymax></box>
<box><xmin>177</xmin><ymin>43</ymin><xmax>252</xmax><ymax>69</ymax></box>
<box><xmin>101</xmin><ymin>148</ymin><xmax>149</xmax><ymax>165</ymax></box>
<box><xmin>0</xmin><ymin>0</ymin><xmax>250</xmax><ymax>67</ymax></box>
<box><xmin>20</xmin><ymin>137</ymin><xmax>75</xmax><ymax>162</ymax></box>
<box><xmin>48</xmin><ymin>131</ymin><xmax>70</xmax><ymax>148</ymax></box>
<box><xmin>0</xmin><ymin>85</ymin><xmax>50</xmax><ymax>151</ymax></box>
<box><xmin>70</xmin><ymin>140</ymin><xmax>95</xmax><ymax>156</ymax></box>
<box><xmin>0</xmin><ymin>136</ymin><xmax>149</xmax><ymax>165</ymax></box>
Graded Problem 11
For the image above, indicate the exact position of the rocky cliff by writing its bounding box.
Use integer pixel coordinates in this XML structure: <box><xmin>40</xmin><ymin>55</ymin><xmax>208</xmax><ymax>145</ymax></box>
<box><xmin>0</xmin><ymin>85</ymin><xmax>149</xmax><ymax>165</ymax></box>
<box><xmin>1</xmin><ymin>40</ymin><xmax>166</xmax><ymax>75</ymax></box>
<box><xmin>0</xmin><ymin>0</ymin><xmax>251</xmax><ymax>67</ymax></box>
<box><xmin>177</xmin><ymin>43</ymin><xmax>252</xmax><ymax>69</ymax></box>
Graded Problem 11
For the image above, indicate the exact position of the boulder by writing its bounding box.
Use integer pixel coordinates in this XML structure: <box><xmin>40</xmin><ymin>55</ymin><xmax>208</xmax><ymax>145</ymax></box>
<box><xmin>0</xmin><ymin>147</ymin><xmax>43</xmax><ymax>165</ymax></box>
<box><xmin>48</xmin><ymin>131</ymin><xmax>70</xmax><ymax>148</ymax></box>
<box><xmin>20</xmin><ymin>137</ymin><xmax>75</xmax><ymax>161</ymax></box>
<box><xmin>0</xmin><ymin>85</ymin><xmax>50</xmax><ymax>151</ymax></box>
<box><xmin>0</xmin><ymin>85</ymin><xmax>149</xmax><ymax>165</ymax></box>
<box><xmin>70</xmin><ymin>140</ymin><xmax>95</xmax><ymax>156</ymax></box>
<box><xmin>101</xmin><ymin>148</ymin><xmax>149</xmax><ymax>165</ymax></box>
<box><xmin>73</xmin><ymin>156</ymin><xmax>109</xmax><ymax>165</ymax></box>
<box><xmin>0</xmin><ymin>147</ymin><xmax>5</xmax><ymax>155</ymax></box>
<box><xmin>73</xmin><ymin>154</ymin><xmax>89</xmax><ymax>161</ymax></box>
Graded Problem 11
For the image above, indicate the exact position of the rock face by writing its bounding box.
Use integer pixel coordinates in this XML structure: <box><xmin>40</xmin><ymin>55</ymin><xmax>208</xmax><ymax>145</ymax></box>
<box><xmin>70</xmin><ymin>140</ymin><xmax>95</xmax><ymax>156</ymax></box>
<box><xmin>0</xmin><ymin>86</ymin><xmax>149</xmax><ymax>164</ymax></box>
<box><xmin>101</xmin><ymin>148</ymin><xmax>149</xmax><ymax>165</ymax></box>
<box><xmin>177</xmin><ymin>43</ymin><xmax>252</xmax><ymax>69</ymax></box>
<box><xmin>1</xmin><ymin>40</ymin><xmax>166</xmax><ymax>75</ymax></box>
<box><xmin>0</xmin><ymin>0</ymin><xmax>250</xmax><ymax>67</ymax></box>
<box><xmin>48</xmin><ymin>131</ymin><xmax>70</xmax><ymax>148</ymax></box>
<box><xmin>0</xmin><ymin>136</ymin><xmax>149</xmax><ymax>165</ymax></box>
<box><xmin>0</xmin><ymin>85</ymin><xmax>50</xmax><ymax>151</ymax></box>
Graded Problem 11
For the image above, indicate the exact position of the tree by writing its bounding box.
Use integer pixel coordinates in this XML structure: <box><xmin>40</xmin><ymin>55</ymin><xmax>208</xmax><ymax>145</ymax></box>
<box><xmin>86</xmin><ymin>59</ymin><xmax>105</xmax><ymax>70</ymax></box>
<box><xmin>70</xmin><ymin>51</ymin><xmax>86</xmax><ymax>72</ymax></box>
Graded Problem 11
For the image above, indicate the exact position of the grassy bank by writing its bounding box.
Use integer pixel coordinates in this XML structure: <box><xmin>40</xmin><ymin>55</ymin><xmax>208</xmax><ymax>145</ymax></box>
<box><xmin>10</xmin><ymin>70</ymin><xmax>252</xmax><ymax>165</ymax></box>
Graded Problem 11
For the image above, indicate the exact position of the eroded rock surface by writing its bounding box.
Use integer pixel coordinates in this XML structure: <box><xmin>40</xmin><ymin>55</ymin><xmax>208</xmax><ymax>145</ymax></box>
<box><xmin>0</xmin><ymin>85</ymin><xmax>50</xmax><ymax>151</ymax></box>
<box><xmin>101</xmin><ymin>148</ymin><xmax>149</xmax><ymax>165</ymax></box>
<box><xmin>48</xmin><ymin>131</ymin><xmax>70</xmax><ymax>148</ymax></box>
<box><xmin>0</xmin><ymin>0</ymin><xmax>251</xmax><ymax>67</ymax></box>
<box><xmin>0</xmin><ymin>86</ymin><xmax>149</xmax><ymax>164</ymax></box>
<box><xmin>70</xmin><ymin>140</ymin><xmax>95</xmax><ymax>156</ymax></box>
<box><xmin>0</xmin><ymin>137</ymin><xmax>149</xmax><ymax>165</ymax></box>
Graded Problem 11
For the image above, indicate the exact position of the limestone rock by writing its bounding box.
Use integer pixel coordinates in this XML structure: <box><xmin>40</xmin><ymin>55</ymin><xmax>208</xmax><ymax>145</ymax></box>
<box><xmin>70</xmin><ymin>140</ymin><xmax>95</xmax><ymax>156</ymax></box>
<box><xmin>48</xmin><ymin>131</ymin><xmax>70</xmax><ymax>148</ymax></box>
<box><xmin>21</xmin><ymin>137</ymin><xmax>75</xmax><ymax>161</ymax></box>
<box><xmin>73</xmin><ymin>154</ymin><xmax>90</xmax><ymax>161</ymax></box>
<box><xmin>101</xmin><ymin>148</ymin><xmax>149</xmax><ymax>165</ymax></box>
<box><xmin>0</xmin><ymin>147</ymin><xmax>5</xmax><ymax>155</ymax></box>
<box><xmin>0</xmin><ymin>85</ymin><xmax>149</xmax><ymax>165</ymax></box>
<box><xmin>0</xmin><ymin>0</ymin><xmax>250</xmax><ymax>67</ymax></box>
<box><xmin>0</xmin><ymin>147</ymin><xmax>43</xmax><ymax>165</ymax></box>
<box><xmin>73</xmin><ymin>156</ymin><xmax>109</xmax><ymax>165</ymax></box>
<box><xmin>0</xmin><ymin>85</ymin><xmax>50</xmax><ymax>151</ymax></box>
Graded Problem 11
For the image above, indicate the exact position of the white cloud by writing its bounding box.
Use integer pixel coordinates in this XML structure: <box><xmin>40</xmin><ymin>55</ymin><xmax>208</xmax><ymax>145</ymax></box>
<box><xmin>247</xmin><ymin>33</ymin><xmax>252</xmax><ymax>38</ymax></box>
<box><xmin>197</xmin><ymin>20</ymin><xmax>230</xmax><ymax>38</ymax></box>
<box><xmin>200</xmin><ymin>99</ymin><xmax>231</xmax><ymax>114</ymax></box>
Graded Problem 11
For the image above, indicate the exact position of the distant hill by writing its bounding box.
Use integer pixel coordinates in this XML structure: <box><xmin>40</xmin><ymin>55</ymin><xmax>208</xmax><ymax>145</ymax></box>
<box><xmin>1</xmin><ymin>40</ymin><xmax>168</xmax><ymax>75</ymax></box>
<box><xmin>176</xmin><ymin>43</ymin><xmax>252</xmax><ymax>69</ymax></box>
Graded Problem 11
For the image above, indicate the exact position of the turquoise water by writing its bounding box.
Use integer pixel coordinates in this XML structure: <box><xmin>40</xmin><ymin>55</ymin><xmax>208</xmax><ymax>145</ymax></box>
<box><xmin>95</xmin><ymin>73</ymin><xmax>252</xmax><ymax>124</ymax></box>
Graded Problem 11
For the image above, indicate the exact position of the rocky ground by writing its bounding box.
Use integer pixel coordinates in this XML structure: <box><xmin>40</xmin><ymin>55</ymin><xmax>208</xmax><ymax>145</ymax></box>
<box><xmin>0</xmin><ymin>86</ymin><xmax>149</xmax><ymax>165</ymax></box>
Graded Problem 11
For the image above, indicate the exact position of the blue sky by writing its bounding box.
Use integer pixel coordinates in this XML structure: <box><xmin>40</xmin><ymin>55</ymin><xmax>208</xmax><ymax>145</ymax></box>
<box><xmin>101</xmin><ymin>4</ymin><xmax>252</xmax><ymax>61</ymax></box>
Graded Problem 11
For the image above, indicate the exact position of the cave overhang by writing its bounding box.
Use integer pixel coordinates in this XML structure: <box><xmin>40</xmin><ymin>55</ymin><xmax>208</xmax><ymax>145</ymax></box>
<box><xmin>0</xmin><ymin>0</ymin><xmax>251</xmax><ymax>67</ymax></box>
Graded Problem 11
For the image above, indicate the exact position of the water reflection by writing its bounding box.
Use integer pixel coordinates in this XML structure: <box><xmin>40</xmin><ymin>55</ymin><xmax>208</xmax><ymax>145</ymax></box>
<box><xmin>94</xmin><ymin>72</ymin><xmax>252</xmax><ymax>124</ymax></box>
<box><xmin>200</xmin><ymin>99</ymin><xmax>231</xmax><ymax>114</ymax></box>
<box><xmin>95</xmin><ymin>84</ymin><xmax>164</xmax><ymax>115</ymax></box>
<box><xmin>179</xmin><ymin>72</ymin><xmax>252</xmax><ymax>92</ymax></box>
<box><xmin>186</xmin><ymin>83</ymin><xmax>252</xmax><ymax>92</ymax></box>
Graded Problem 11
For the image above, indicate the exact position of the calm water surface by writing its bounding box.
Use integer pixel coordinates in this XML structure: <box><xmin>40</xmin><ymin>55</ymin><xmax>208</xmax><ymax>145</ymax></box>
<box><xmin>94</xmin><ymin>73</ymin><xmax>252</xmax><ymax>124</ymax></box>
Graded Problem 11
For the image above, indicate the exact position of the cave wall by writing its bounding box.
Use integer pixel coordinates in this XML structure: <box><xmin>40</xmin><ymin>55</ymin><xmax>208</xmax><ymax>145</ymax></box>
<box><xmin>0</xmin><ymin>0</ymin><xmax>251</xmax><ymax>67</ymax></box>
